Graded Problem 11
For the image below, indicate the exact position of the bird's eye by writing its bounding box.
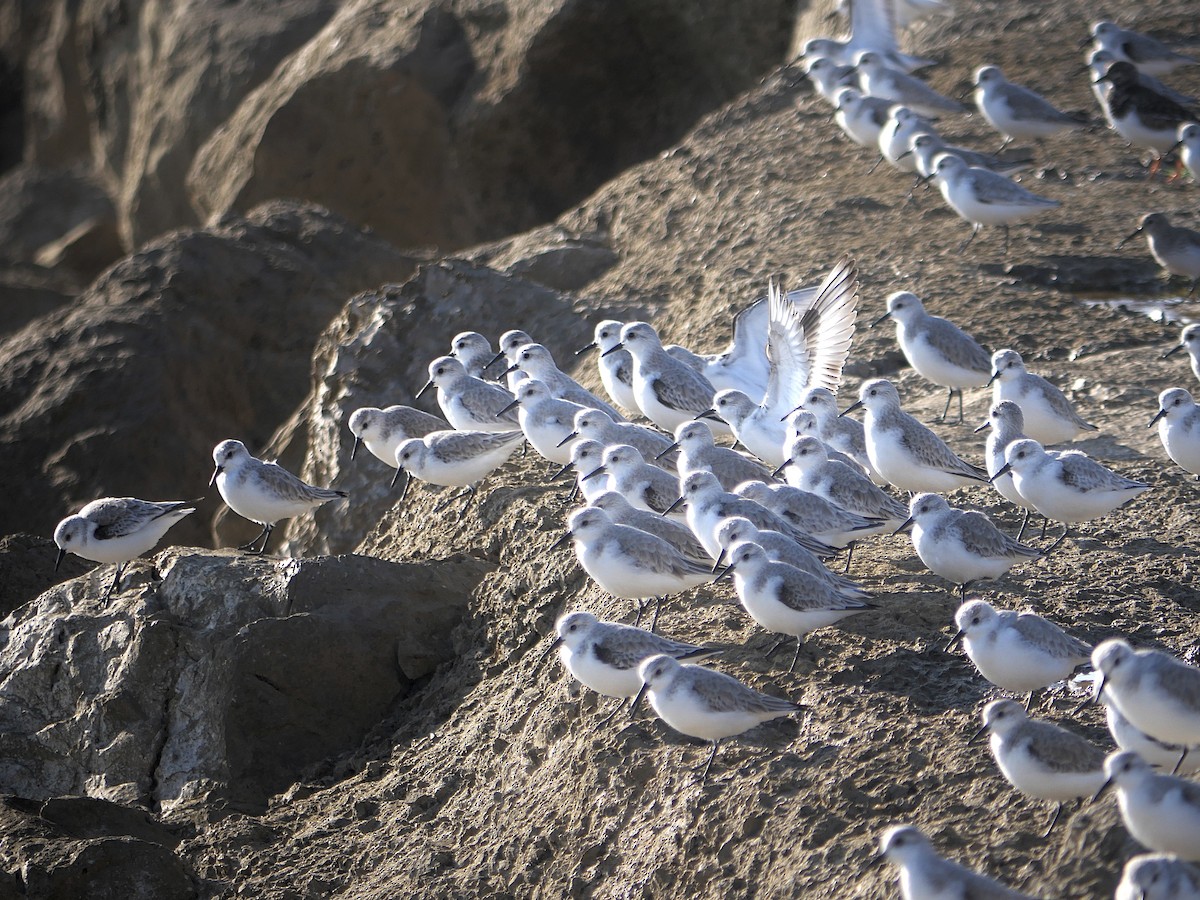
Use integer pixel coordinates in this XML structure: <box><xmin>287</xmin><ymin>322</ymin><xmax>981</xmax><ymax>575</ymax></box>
<box><xmin>436</xmin><ymin>367</ymin><xmax>444</xmax><ymax>375</ymax></box>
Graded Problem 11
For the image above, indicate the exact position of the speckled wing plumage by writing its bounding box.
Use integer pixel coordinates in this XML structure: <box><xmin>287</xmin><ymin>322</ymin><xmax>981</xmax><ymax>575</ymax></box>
<box><xmin>250</xmin><ymin>461</ymin><xmax>345</xmax><ymax>503</ymax></box>
<box><xmin>894</xmin><ymin>412</ymin><xmax>989</xmax><ymax>480</ymax></box>
<box><xmin>680</xmin><ymin>666</ymin><xmax>802</xmax><ymax>715</ymax></box>
<box><xmin>82</xmin><ymin>499</ymin><xmax>193</xmax><ymax>540</ymax></box>
<box><xmin>765</xmin><ymin>567</ymin><xmax>875</xmax><ymax>614</ymax></box>
<box><xmin>591</xmin><ymin>626</ymin><xmax>709</xmax><ymax>671</ymax></box>
<box><xmin>923</xmin><ymin>316</ymin><xmax>992</xmax><ymax>373</ymax></box>
<box><xmin>1015</xmin><ymin>720</ymin><xmax>1105</xmax><ymax>774</ymax></box>
<box><xmin>956</xmin><ymin>512</ymin><xmax>1040</xmax><ymax>560</ymax></box>
<box><xmin>1009</xmin><ymin>612</ymin><xmax>1091</xmax><ymax>661</ymax></box>
<box><xmin>430</xmin><ymin>430</ymin><xmax>525</xmax><ymax>462</ymax></box>
<box><xmin>1057</xmin><ymin>452</ymin><xmax>1148</xmax><ymax>492</ymax></box>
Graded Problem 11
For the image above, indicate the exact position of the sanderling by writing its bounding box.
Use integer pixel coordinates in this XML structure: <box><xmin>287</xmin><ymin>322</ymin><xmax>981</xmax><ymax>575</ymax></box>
<box><xmin>1091</xmin><ymin>22</ymin><xmax>1199</xmax><ymax>77</ymax></box>
<box><xmin>781</xmin><ymin>410</ymin><xmax>865</xmax><ymax>475</ymax></box>
<box><xmin>797</xmin><ymin>387</ymin><xmax>881</xmax><ymax>482</ymax></box>
<box><xmin>712</xmin><ymin>515</ymin><xmax>868</xmax><ymax>596</ymax></box>
<box><xmin>776</xmin><ymin>435</ymin><xmax>908</xmax><ymax>531</ymax></box>
<box><xmin>588</xmin><ymin>444</ymin><xmax>682</xmax><ymax>518</ymax></box>
<box><xmin>1116</xmin><ymin>854</ymin><xmax>1200</xmax><ymax>900</ymax></box>
<box><xmin>673</xmin><ymin>470</ymin><xmax>839</xmax><ymax>560</ymax></box>
<box><xmin>508</xmin><ymin>342</ymin><xmax>625</xmax><ymax>420</ymax></box>
<box><xmin>1089</xmin><ymin>639</ymin><xmax>1200</xmax><ymax>770</ymax></box>
<box><xmin>1095</xmin><ymin>751</ymin><xmax>1200</xmax><ymax>861</ymax></box>
<box><xmin>546</xmin><ymin>611</ymin><xmax>718</xmax><ymax>716</ymax></box>
<box><xmin>872</xmin><ymin>290</ymin><xmax>991</xmax><ymax>424</ymax></box>
<box><xmin>211</xmin><ymin>440</ymin><xmax>346</xmax><ymax>554</ymax></box>
<box><xmin>932</xmin><ymin>152</ymin><xmax>1060</xmax><ymax>253</ymax></box>
<box><xmin>393</xmin><ymin>429</ymin><xmax>525</xmax><ymax>511</ymax></box>
<box><xmin>900</xmin><ymin>494</ymin><xmax>1039</xmax><ymax>600</ymax></box>
<box><xmin>855</xmin><ymin>52</ymin><xmax>966</xmax><ymax>118</ymax></box>
<box><xmin>53</xmin><ymin>498</ymin><xmax>196</xmax><ymax>598</ymax></box>
<box><xmin>951</xmin><ymin>599</ymin><xmax>1090</xmax><ymax>707</ymax></box>
<box><xmin>878</xmin><ymin>825</ymin><xmax>1036</xmax><ymax>900</ymax></box>
<box><xmin>488</xmin><ymin>329</ymin><xmax>535</xmax><ymax>388</ymax></box>
<box><xmin>995</xmin><ymin>439</ymin><xmax>1150</xmax><ymax>540</ymax></box>
<box><xmin>801</xmin><ymin>0</ymin><xmax>935</xmax><ymax>73</ymax></box>
<box><xmin>610</xmin><ymin>322</ymin><xmax>723</xmax><ymax>434</ymax></box>
<box><xmin>672</xmin><ymin>419</ymin><xmax>772</xmax><ymax>488</ymax></box>
<box><xmin>1176</xmin><ymin>122</ymin><xmax>1200</xmax><ymax>182</ymax></box>
<box><xmin>631</xmin><ymin>653</ymin><xmax>802</xmax><ymax>781</ymax></box>
<box><xmin>973</xmin><ymin>699</ymin><xmax>1106</xmax><ymax>835</ymax></box>
<box><xmin>1120</xmin><ymin>214</ymin><xmax>1200</xmax><ymax>294</ymax></box>
<box><xmin>988</xmin><ymin>349</ymin><xmax>1097</xmax><ymax>445</ymax></box>
<box><xmin>844</xmin><ymin>379</ymin><xmax>989</xmax><ymax>493</ymax></box>
<box><xmin>419</xmin><ymin>355</ymin><xmax>520</xmax><ymax>433</ymax></box>
<box><xmin>558</xmin><ymin>439</ymin><xmax>612</xmax><ymax>503</ymax></box>
<box><xmin>557</xmin><ymin>506</ymin><xmax>713</xmax><ymax>628</ymax></box>
<box><xmin>1105</xmin><ymin>695</ymin><xmax>1200</xmax><ymax>778</ymax></box>
<box><xmin>804</xmin><ymin>56</ymin><xmax>859</xmax><ymax>104</ymax></box>
<box><xmin>720</xmin><ymin>540</ymin><xmax>875</xmax><ymax>672</ymax></box>
<box><xmin>1150</xmin><ymin>388</ymin><xmax>1200</xmax><ymax>476</ymax></box>
<box><xmin>563</xmin><ymin>408</ymin><xmax>678</xmax><ymax>471</ymax></box>
<box><xmin>833</xmin><ymin>87</ymin><xmax>894</xmax><ymax>149</ymax></box>
<box><xmin>975</xmin><ymin>400</ymin><xmax>1041</xmax><ymax>540</ymax></box>
<box><xmin>973</xmin><ymin>65</ymin><xmax>1082</xmax><ymax>151</ymax></box>
<box><xmin>1164</xmin><ymin>324</ymin><xmax>1200</xmax><ymax>385</ymax></box>
<box><xmin>448</xmin><ymin>331</ymin><xmax>498</xmax><ymax>378</ymax></box>
<box><xmin>589</xmin><ymin>490</ymin><xmax>712</xmax><ymax>565</ymax></box>
<box><xmin>879</xmin><ymin>107</ymin><xmax>937</xmax><ymax>173</ymax></box>
<box><xmin>1095</xmin><ymin>62</ymin><xmax>1196</xmax><ymax>175</ymax></box>
<box><xmin>347</xmin><ymin>405</ymin><xmax>448</xmax><ymax>467</ymax></box>
<box><xmin>503</xmin><ymin>379</ymin><xmax>600</xmax><ymax>465</ymax></box>
<box><xmin>577</xmin><ymin>321</ymin><xmax>639</xmax><ymax>414</ymax></box>
<box><xmin>736</xmin><ymin>480</ymin><xmax>885</xmax><ymax>550</ymax></box>
<box><xmin>908</xmin><ymin>132</ymin><xmax>1033</xmax><ymax>184</ymax></box>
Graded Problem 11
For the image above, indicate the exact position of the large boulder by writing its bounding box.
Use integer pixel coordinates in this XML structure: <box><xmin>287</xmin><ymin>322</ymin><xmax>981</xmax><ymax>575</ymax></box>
<box><xmin>0</xmin><ymin>200</ymin><xmax>419</xmax><ymax>546</ymax></box>
<box><xmin>0</xmin><ymin>547</ymin><xmax>488</xmax><ymax>813</ymax></box>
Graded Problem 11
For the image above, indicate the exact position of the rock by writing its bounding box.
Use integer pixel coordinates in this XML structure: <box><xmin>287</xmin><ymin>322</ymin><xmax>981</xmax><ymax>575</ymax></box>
<box><xmin>0</xmin><ymin>200</ymin><xmax>420</xmax><ymax>546</ymax></box>
<box><xmin>225</xmin><ymin>240</ymin><xmax>606</xmax><ymax>557</ymax></box>
<box><xmin>0</xmin><ymin>533</ymin><xmax>92</xmax><ymax>620</ymax></box>
<box><xmin>0</xmin><ymin>261</ymin><xmax>77</xmax><ymax>336</ymax></box>
<box><xmin>0</xmin><ymin>164</ymin><xmax>114</xmax><ymax>266</ymax></box>
<box><xmin>34</xmin><ymin>213</ymin><xmax>125</xmax><ymax>281</ymax></box>
<box><xmin>0</xmin><ymin>547</ymin><xmax>488</xmax><ymax>813</ymax></box>
<box><xmin>0</xmin><ymin>796</ymin><xmax>195</xmax><ymax>899</ymax></box>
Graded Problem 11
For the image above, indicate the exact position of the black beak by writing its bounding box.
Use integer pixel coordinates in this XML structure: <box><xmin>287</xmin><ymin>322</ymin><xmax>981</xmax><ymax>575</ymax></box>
<box><xmin>1115</xmin><ymin>226</ymin><xmax>1142</xmax><ymax>250</ymax></box>
<box><xmin>771</xmin><ymin>459</ymin><xmax>792</xmax><ymax>478</ymax></box>
<box><xmin>630</xmin><ymin>680</ymin><xmax>650</xmax><ymax>719</ymax></box>
<box><xmin>390</xmin><ymin>465</ymin><xmax>405</xmax><ymax>490</ymax></box>
<box><xmin>209</xmin><ymin>465</ymin><xmax>223</xmax><ymax>487</ymax></box>
<box><xmin>548</xmin><ymin>531</ymin><xmax>573</xmax><ymax>553</ymax></box>
<box><xmin>550</xmin><ymin>461</ymin><xmax>573</xmax><ymax>480</ymax></box>
<box><xmin>713</xmin><ymin>562</ymin><xmax>735</xmax><ymax>583</ymax></box>
<box><xmin>576</xmin><ymin>341</ymin><xmax>598</xmax><ymax>356</ymax></box>
<box><xmin>581</xmin><ymin>466</ymin><xmax>607</xmax><ymax>482</ymax></box>
<box><xmin>968</xmin><ymin>722</ymin><xmax>989</xmax><ymax>745</ymax></box>
<box><xmin>556</xmin><ymin>431</ymin><xmax>579</xmax><ymax>448</ymax></box>
<box><xmin>986</xmin><ymin>372</ymin><xmax>999</xmax><ymax>387</ymax></box>
<box><xmin>711</xmin><ymin>548</ymin><xmax>727</xmax><ymax>573</ymax></box>
<box><xmin>892</xmin><ymin>516</ymin><xmax>913</xmax><ymax>535</ymax></box>
<box><xmin>498</xmin><ymin>398</ymin><xmax>520</xmax><ymax>416</ymax></box>
<box><xmin>654</xmin><ymin>442</ymin><xmax>680</xmax><ymax>461</ymax></box>
<box><xmin>351</xmin><ymin>435</ymin><xmax>362</xmax><ymax>460</ymax></box>
<box><xmin>697</xmin><ymin>408</ymin><xmax>722</xmax><ymax>422</ymax></box>
<box><xmin>661</xmin><ymin>497</ymin><xmax>684</xmax><ymax>516</ymax></box>
<box><xmin>1148</xmin><ymin>409</ymin><xmax>1167</xmax><ymax>428</ymax></box>
<box><xmin>416</xmin><ymin>379</ymin><xmax>434</xmax><ymax>399</ymax></box>
<box><xmin>990</xmin><ymin>462</ymin><xmax>1012</xmax><ymax>482</ymax></box>
<box><xmin>945</xmin><ymin>628</ymin><xmax>964</xmax><ymax>652</ymax></box>
<box><xmin>1163</xmin><ymin>344</ymin><xmax>1184</xmax><ymax>359</ymax></box>
<box><xmin>484</xmin><ymin>350</ymin><xmax>506</xmax><ymax>371</ymax></box>
<box><xmin>840</xmin><ymin>399</ymin><xmax>864</xmax><ymax>417</ymax></box>
<box><xmin>779</xmin><ymin>403</ymin><xmax>804</xmax><ymax>422</ymax></box>
<box><xmin>54</xmin><ymin>547</ymin><xmax>65</xmax><ymax>572</ymax></box>
<box><xmin>601</xmin><ymin>343</ymin><xmax>625</xmax><ymax>358</ymax></box>
<box><xmin>1091</xmin><ymin>777</ymin><xmax>1113</xmax><ymax>804</ymax></box>
<box><xmin>536</xmin><ymin>635</ymin><xmax>564</xmax><ymax>671</ymax></box>
<box><xmin>972</xmin><ymin>420</ymin><xmax>991</xmax><ymax>434</ymax></box>
<box><xmin>870</xmin><ymin>311</ymin><xmax>892</xmax><ymax>328</ymax></box>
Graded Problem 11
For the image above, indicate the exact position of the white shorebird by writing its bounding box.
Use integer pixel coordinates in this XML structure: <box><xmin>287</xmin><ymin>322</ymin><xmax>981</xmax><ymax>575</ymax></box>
<box><xmin>557</xmin><ymin>439</ymin><xmax>612</xmax><ymax>503</ymax></box>
<box><xmin>1115</xmin><ymin>854</ymin><xmax>1200</xmax><ymax>900</ymax></box>
<box><xmin>1163</xmin><ymin>324</ymin><xmax>1200</xmax><ymax>385</ymax></box>
<box><xmin>1089</xmin><ymin>639</ymin><xmax>1200</xmax><ymax>773</ymax></box>
<box><xmin>712</xmin><ymin>516</ymin><xmax>868</xmax><ymax>597</ymax></box>
<box><xmin>900</xmin><ymin>494</ymin><xmax>1039</xmax><ymax>600</ymax></box>
<box><xmin>1119</xmin><ymin>214</ymin><xmax>1200</xmax><ymax>294</ymax></box>
<box><xmin>975</xmin><ymin>400</ymin><xmax>1041</xmax><ymax>540</ymax></box>
<box><xmin>872</xmin><ymin>290</ymin><xmax>991</xmax><ymax>423</ymax></box>
<box><xmin>588</xmin><ymin>444</ymin><xmax>682</xmax><ymax>518</ymax></box>
<box><xmin>856</xmin><ymin>52</ymin><xmax>966</xmax><ymax>118</ymax></box>
<box><xmin>577</xmin><ymin>320</ymin><xmax>639</xmax><ymax>414</ymax></box>
<box><xmin>879</xmin><ymin>106</ymin><xmax>937</xmax><ymax>173</ymax></box>
<box><xmin>844</xmin><ymin>379</ymin><xmax>989</xmax><ymax>493</ymax></box>
<box><xmin>1094</xmin><ymin>751</ymin><xmax>1200</xmax><ymax>861</ymax></box>
<box><xmin>211</xmin><ymin>439</ymin><xmax>346</xmax><ymax>554</ymax></box>
<box><xmin>1104</xmin><ymin>693</ymin><xmax>1200</xmax><ymax>778</ymax></box>
<box><xmin>546</xmin><ymin>611</ymin><xmax>718</xmax><ymax>717</ymax></box>
<box><xmin>804</xmin><ymin>56</ymin><xmax>858</xmax><ymax>104</ymax></box>
<box><xmin>53</xmin><ymin>498</ymin><xmax>196</xmax><ymax>598</ymax></box>
<box><xmin>736</xmin><ymin>481</ymin><xmax>885</xmax><ymax>551</ymax></box>
<box><xmin>973</xmin><ymin>65</ymin><xmax>1081</xmax><ymax>150</ymax></box>
<box><xmin>801</xmin><ymin>0</ymin><xmax>936</xmax><ymax>72</ymax></box>
<box><xmin>489</xmin><ymin>329</ymin><xmax>535</xmax><ymax>389</ymax></box>
<box><xmin>951</xmin><ymin>599</ymin><xmax>1090</xmax><ymax>708</ymax></box>
<box><xmin>563</xmin><ymin>407</ymin><xmax>678</xmax><ymax>471</ymax></box>
<box><xmin>671</xmin><ymin>419</ymin><xmax>772</xmax><ymax>488</ymax></box>
<box><xmin>973</xmin><ymin>699</ymin><xmax>1106</xmax><ymax>835</ymax></box>
<box><xmin>798</xmin><ymin>386</ymin><xmax>881</xmax><ymax>482</ymax></box>
<box><xmin>1150</xmin><ymin>387</ymin><xmax>1200</xmax><ymax>476</ymax></box>
<box><xmin>673</xmin><ymin>470</ymin><xmax>839</xmax><ymax>560</ymax></box>
<box><xmin>393</xmin><ymin>430</ymin><xmax>525</xmax><ymax>512</ymax></box>
<box><xmin>781</xmin><ymin>410</ymin><xmax>864</xmax><ymax>475</ymax></box>
<box><xmin>631</xmin><ymin>653</ymin><xmax>802</xmax><ymax>781</ymax></box>
<box><xmin>988</xmin><ymin>349</ymin><xmax>1097</xmax><ymax>444</ymax></box>
<box><xmin>908</xmin><ymin>132</ymin><xmax>1033</xmax><ymax>184</ymax></box>
<box><xmin>1095</xmin><ymin>62</ymin><xmax>1197</xmax><ymax>175</ymax></box>
<box><xmin>448</xmin><ymin>331</ymin><xmax>498</xmax><ymax>378</ymax></box>
<box><xmin>608</xmin><ymin>322</ymin><xmax>723</xmax><ymax>434</ymax></box>
<box><xmin>719</xmin><ymin>540</ymin><xmax>875</xmax><ymax>672</ymax></box>
<box><xmin>503</xmin><ymin>379</ymin><xmax>599</xmax><ymax>465</ymax></box>
<box><xmin>994</xmin><ymin>439</ymin><xmax>1150</xmax><ymax>542</ymax></box>
<box><xmin>932</xmin><ymin>152</ymin><xmax>1060</xmax><ymax>253</ymax></box>
<box><xmin>1177</xmin><ymin>122</ymin><xmax>1200</xmax><ymax>182</ymax></box>
<box><xmin>833</xmin><ymin>87</ymin><xmax>894</xmax><ymax>148</ymax></box>
<box><xmin>419</xmin><ymin>355</ymin><xmax>519</xmax><ymax>433</ymax></box>
<box><xmin>507</xmin><ymin>342</ymin><xmax>625</xmax><ymax>420</ymax></box>
<box><xmin>776</xmin><ymin>435</ymin><xmax>907</xmax><ymax>531</ymax></box>
<box><xmin>556</xmin><ymin>506</ymin><xmax>712</xmax><ymax>628</ymax></box>
<box><xmin>347</xmin><ymin>405</ymin><xmax>448</xmax><ymax>468</ymax></box>
<box><xmin>1091</xmin><ymin>21</ymin><xmax>1199</xmax><ymax>76</ymax></box>
<box><xmin>878</xmin><ymin>825</ymin><xmax>1037</xmax><ymax>900</ymax></box>
<box><xmin>589</xmin><ymin>491</ymin><xmax>711</xmax><ymax>565</ymax></box>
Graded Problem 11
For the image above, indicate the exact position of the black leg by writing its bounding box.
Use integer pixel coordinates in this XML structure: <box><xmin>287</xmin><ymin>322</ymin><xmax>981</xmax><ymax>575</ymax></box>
<box><xmin>957</xmin><ymin>389</ymin><xmax>965</xmax><ymax>425</ymax></box>
<box><xmin>594</xmin><ymin>697</ymin><xmax>631</xmax><ymax>729</ymax></box>
<box><xmin>957</xmin><ymin>226</ymin><xmax>979</xmax><ymax>253</ymax></box>
<box><xmin>939</xmin><ymin>388</ymin><xmax>954</xmax><ymax>422</ymax></box>
<box><xmin>648</xmin><ymin>596</ymin><xmax>664</xmax><ymax>633</ymax></box>
<box><xmin>238</xmin><ymin>524</ymin><xmax>271</xmax><ymax>553</ymax></box>
<box><xmin>255</xmin><ymin>524</ymin><xmax>274</xmax><ymax>554</ymax></box>
<box><xmin>764</xmin><ymin>636</ymin><xmax>790</xmax><ymax>658</ymax></box>
<box><xmin>789</xmin><ymin>637</ymin><xmax>804</xmax><ymax>674</ymax></box>
<box><xmin>1040</xmin><ymin>515</ymin><xmax>1049</xmax><ymax>540</ymax></box>
<box><xmin>1016</xmin><ymin>507</ymin><xmax>1031</xmax><ymax>542</ymax></box>
<box><xmin>102</xmin><ymin>562</ymin><xmax>126</xmax><ymax>601</ymax></box>
<box><xmin>1001</xmin><ymin>225</ymin><xmax>1011</xmax><ymax>256</ymax></box>
<box><xmin>1025</xmin><ymin>690</ymin><xmax>1035</xmax><ymax>712</ymax></box>
<box><xmin>457</xmin><ymin>485</ymin><xmax>477</xmax><ymax>515</ymax></box>
<box><xmin>1042</xmin><ymin>802</ymin><xmax>1064</xmax><ymax>837</ymax></box>
<box><xmin>866</xmin><ymin>154</ymin><xmax>884</xmax><ymax>175</ymax></box>
<box><xmin>1173</xmin><ymin>746</ymin><xmax>1190</xmax><ymax>775</ymax></box>
<box><xmin>698</xmin><ymin>740</ymin><xmax>720</xmax><ymax>783</ymax></box>
<box><xmin>842</xmin><ymin>542</ymin><xmax>855</xmax><ymax>574</ymax></box>
<box><xmin>632</xmin><ymin>601</ymin><xmax>645</xmax><ymax>629</ymax></box>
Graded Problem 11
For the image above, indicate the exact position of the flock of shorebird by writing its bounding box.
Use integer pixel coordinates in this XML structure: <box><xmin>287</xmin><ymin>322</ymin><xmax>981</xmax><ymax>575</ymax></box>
<box><xmin>43</xmin><ymin>2</ymin><xmax>1200</xmax><ymax>897</ymax></box>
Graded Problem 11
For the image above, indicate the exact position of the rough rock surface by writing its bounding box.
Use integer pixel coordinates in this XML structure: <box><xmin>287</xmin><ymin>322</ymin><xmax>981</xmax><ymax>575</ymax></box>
<box><xmin>0</xmin><ymin>547</ymin><xmax>488</xmax><ymax>814</ymax></box>
<box><xmin>0</xmin><ymin>200</ymin><xmax>420</xmax><ymax>546</ymax></box>
<box><xmin>1</xmin><ymin>0</ymin><xmax>1200</xmax><ymax>897</ymax></box>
